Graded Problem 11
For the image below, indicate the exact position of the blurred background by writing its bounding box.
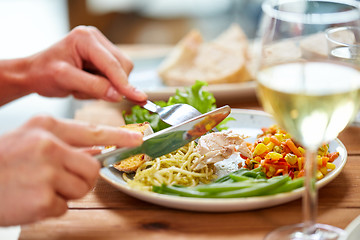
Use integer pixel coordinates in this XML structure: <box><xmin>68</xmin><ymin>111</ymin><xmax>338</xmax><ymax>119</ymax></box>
<box><xmin>0</xmin><ymin>0</ymin><xmax>263</xmax><ymax>134</ymax></box>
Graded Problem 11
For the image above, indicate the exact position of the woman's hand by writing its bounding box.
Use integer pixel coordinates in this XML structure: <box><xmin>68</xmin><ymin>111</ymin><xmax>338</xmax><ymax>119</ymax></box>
<box><xmin>0</xmin><ymin>26</ymin><xmax>147</xmax><ymax>106</ymax></box>
<box><xmin>0</xmin><ymin>115</ymin><xmax>143</xmax><ymax>226</ymax></box>
<box><xmin>28</xmin><ymin>26</ymin><xmax>146</xmax><ymax>102</ymax></box>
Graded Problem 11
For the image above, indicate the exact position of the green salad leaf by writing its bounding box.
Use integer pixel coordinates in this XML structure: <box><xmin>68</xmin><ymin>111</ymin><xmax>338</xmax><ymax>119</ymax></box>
<box><xmin>124</xmin><ymin>80</ymin><xmax>232</xmax><ymax>132</ymax></box>
<box><xmin>167</xmin><ymin>80</ymin><xmax>216</xmax><ymax>114</ymax></box>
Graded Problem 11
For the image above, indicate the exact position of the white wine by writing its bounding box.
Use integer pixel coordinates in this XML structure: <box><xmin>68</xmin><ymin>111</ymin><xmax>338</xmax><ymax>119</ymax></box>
<box><xmin>257</xmin><ymin>61</ymin><xmax>360</xmax><ymax>148</ymax></box>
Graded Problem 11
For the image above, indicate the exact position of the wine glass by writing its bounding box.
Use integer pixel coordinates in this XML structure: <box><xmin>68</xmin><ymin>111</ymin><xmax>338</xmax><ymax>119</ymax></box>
<box><xmin>326</xmin><ymin>26</ymin><xmax>360</xmax><ymax>126</ymax></box>
<box><xmin>254</xmin><ymin>0</ymin><xmax>360</xmax><ymax>239</ymax></box>
<box><xmin>326</xmin><ymin>26</ymin><xmax>360</xmax><ymax>64</ymax></box>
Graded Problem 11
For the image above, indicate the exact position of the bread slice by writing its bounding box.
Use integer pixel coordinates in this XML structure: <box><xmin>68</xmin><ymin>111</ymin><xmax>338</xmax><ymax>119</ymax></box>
<box><xmin>157</xmin><ymin>24</ymin><xmax>252</xmax><ymax>86</ymax></box>
<box><xmin>113</xmin><ymin>122</ymin><xmax>154</xmax><ymax>172</ymax></box>
<box><xmin>262</xmin><ymin>39</ymin><xmax>302</xmax><ymax>65</ymax></box>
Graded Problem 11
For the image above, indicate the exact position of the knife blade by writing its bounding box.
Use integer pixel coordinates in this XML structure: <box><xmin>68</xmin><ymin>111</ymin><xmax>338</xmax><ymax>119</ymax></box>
<box><xmin>95</xmin><ymin>105</ymin><xmax>231</xmax><ymax>168</ymax></box>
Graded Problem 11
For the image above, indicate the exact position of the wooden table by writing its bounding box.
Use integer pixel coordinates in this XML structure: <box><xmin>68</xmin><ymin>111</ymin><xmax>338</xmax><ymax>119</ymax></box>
<box><xmin>19</xmin><ymin>99</ymin><xmax>360</xmax><ymax>240</ymax></box>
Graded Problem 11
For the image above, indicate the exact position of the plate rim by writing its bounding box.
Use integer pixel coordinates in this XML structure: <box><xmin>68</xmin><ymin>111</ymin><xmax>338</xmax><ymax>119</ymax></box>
<box><xmin>100</xmin><ymin>108</ymin><xmax>348</xmax><ymax>212</ymax></box>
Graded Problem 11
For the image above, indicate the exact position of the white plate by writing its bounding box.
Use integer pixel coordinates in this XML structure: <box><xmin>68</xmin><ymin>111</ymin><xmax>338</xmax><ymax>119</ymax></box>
<box><xmin>100</xmin><ymin>109</ymin><xmax>348</xmax><ymax>212</ymax></box>
<box><xmin>128</xmin><ymin>56</ymin><xmax>256</xmax><ymax>102</ymax></box>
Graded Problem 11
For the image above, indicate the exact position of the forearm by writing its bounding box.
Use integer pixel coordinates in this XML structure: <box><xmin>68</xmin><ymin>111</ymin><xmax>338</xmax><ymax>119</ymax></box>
<box><xmin>0</xmin><ymin>58</ymin><xmax>32</xmax><ymax>106</ymax></box>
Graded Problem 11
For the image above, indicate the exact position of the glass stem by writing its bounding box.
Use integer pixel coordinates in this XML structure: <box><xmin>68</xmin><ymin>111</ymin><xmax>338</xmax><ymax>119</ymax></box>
<box><xmin>303</xmin><ymin>147</ymin><xmax>318</xmax><ymax>235</ymax></box>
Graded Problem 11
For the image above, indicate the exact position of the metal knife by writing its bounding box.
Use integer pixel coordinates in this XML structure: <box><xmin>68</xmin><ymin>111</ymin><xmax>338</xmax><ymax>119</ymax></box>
<box><xmin>95</xmin><ymin>105</ymin><xmax>231</xmax><ymax>168</ymax></box>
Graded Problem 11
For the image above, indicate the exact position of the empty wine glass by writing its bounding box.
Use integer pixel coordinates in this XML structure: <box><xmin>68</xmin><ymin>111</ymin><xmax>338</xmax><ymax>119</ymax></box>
<box><xmin>254</xmin><ymin>0</ymin><xmax>360</xmax><ymax>239</ymax></box>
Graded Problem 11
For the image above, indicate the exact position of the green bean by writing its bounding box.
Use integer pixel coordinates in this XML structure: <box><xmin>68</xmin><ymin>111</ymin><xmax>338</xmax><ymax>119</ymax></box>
<box><xmin>151</xmin><ymin>167</ymin><xmax>304</xmax><ymax>198</ymax></box>
<box><xmin>195</xmin><ymin>181</ymin><xmax>254</xmax><ymax>193</ymax></box>
<box><xmin>229</xmin><ymin>174</ymin><xmax>266</xmax><ymax>182</ymax></box>
<box><xmin>153</xmin><ymin>176</ymin><xmax>293</xmax><ymax>198</ymax></box>
<box><xmin>266</xmin><ymin>177</ymin><xmax>304</xmax><ymax>195</ymax></box>
<box><xmin>214</xmin><ymin>167</ymin><xmax>266</xmax><ymax>184</ymax></box>
<box><xmin>214</xmin><ymin>168</ymin><xmax>250</xmax><ymax>183</ymax></box>
<box><xmin>214</xmin><ymin>176</ymin><xmax>290</xmax><ymax>198</ymax></box>
<box><xmin>152</xmin><ymin>184</ymin><xmax>208</xmax><ymax>198</ymax></box>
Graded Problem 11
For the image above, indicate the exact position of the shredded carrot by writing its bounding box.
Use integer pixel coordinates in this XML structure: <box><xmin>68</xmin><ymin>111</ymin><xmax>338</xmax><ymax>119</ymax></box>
<box><xmin>328</xmin><ymin>152</ymin><xmax>339</xmax><ymax>162</ymax></box>
<box><xmin>245</xmin><ymin>125</ymin><xmax>339</xmax><ymax>180</ymax></box>
<box><xmin>285</xmin><ymin>139</ymin><xmax>302</xmax><ymax>157</ymax></box>
<box><xmin>270</xmin><ymin>136</ymin><xmax>281</xmax><ymax>145</ymax></box>
<box><xmin>321</xmin><ymin>157</ymin><xmax>329</xmax><ymax>167</ymax></box>
<box><xmin>298</xmin><ymin>169</ymin><xmax>305</xmax><ymax>178</ymax></box>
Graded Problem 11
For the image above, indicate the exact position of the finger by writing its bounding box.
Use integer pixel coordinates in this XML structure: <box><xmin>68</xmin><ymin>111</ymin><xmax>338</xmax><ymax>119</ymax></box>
<box><xmin>57</xmin><ymin>147</ymin><xmax>100</xmax><ymax>188</ymax></box>
<box><xmin>54</xmin><ymin>167</ymin><xmax>91</xmax><ymax>200</ymax></box>
<box><xmin>24</xmin><ymin>115</ymin><xmax>144</xmax><ymax>148</ymax></box>
<box><xmin>75</xmin><ymin>32</ymin><xmax>129</xmax><ymax>93</ymax></box>
<box><xmin>50</xmin><ymin>195</ymin><xmax>68</xmax><ymax>218</ymax></box>
<box><xmin>73</xmin><ymin>26</ymin><xmax>147</xmax><ymax>102</ymax></box>
<box><xmin>33</xmin><ymin>191</ymin><xmax>68</xmax><ymax>222</ymax></box>
<box><xmin>88</xmin><ymin>26</ymin><xmax>134</xmax><ymax>75</ymax></box>
<box><xmin>55</xmin><ymin>63</ymin><xmax>123</xmax><ymax>102</ymax></box>
<box><xmin>79</xmin><ymin>147</ymin><xmax>103</xmax><ymax>155</ymax></box>
<box><xmin>72</xmin><ymin>91</ymin><xmax>94</xmax><ymax>100</ymax></box>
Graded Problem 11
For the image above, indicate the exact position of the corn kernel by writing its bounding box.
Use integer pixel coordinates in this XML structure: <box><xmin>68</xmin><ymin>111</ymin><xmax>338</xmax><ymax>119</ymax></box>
<box><xmin>285</xmin><ymin>153</ymin><xmax>298</xmax><ymax>165</ymax></box>
<box><xmin>318</xmin><ymin>145</ymin><xmax>329</xmax><ymax>156</ymax></box>
<box><xmin>274</xmin><ymin>145</ymin><xmax>283</xmax><ymax>154</ymax></box>
<box><xmin>266</xmin><ymin>152</ymin><xmax>283</xmax><ymax>161</ymax></box>
<box><xmin>320</xmin><ymin>166</ymin><xmax>328</xmax><ymax>175</ymax></box>
<box><xmin>275</xmin><ymin>133</ymin><xmax>283</xmax><ymax>142</ymax></box>
<box><xmin>253</xmin><ymin>143</ymin><xmax>267</xmax><ymax>156</ymax></box>
<box><xmin>316</xmin><ymin>170</ymin><xmax>324</xmax><ymax>180</ymax></box>
<box><xmin>298</xmin><ymin>157</ymin><xmax>304</xmax><ymax>170</ymax></box>
<box><xmin>317</xmin><ymin>156</ymin><xmax>323</xmax><ymax>166</ymax></box>
<box><xmin>266</xmin><ymin>142</ymin><xmax>275</xmax><ymax>151</ymax></box>
<box><xmin>298</xmin><ymin>147</ymin><xmax>305</xmax><ymax>155</ymax></box>
<box><xmin>326</xmin><ymin>162</ymin><xmax>336</xmax><ymax>170</ymax></box>
<box><xmin>263</xmin><ymin>136</ymin><xmax>270</xmax><ymax>145</ymax></box>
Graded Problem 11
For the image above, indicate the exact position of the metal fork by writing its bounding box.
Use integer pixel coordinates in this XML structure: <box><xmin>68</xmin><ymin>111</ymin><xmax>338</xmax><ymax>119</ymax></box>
<box><xmin>142</xmin><ymin>100</ymin><xmax>203</xmax><ymax>126</ymax></box>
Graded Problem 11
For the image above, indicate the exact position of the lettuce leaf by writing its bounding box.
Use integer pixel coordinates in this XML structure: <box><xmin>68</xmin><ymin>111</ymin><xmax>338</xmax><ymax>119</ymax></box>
<box><xmin>167</xmin><ymin>80</ymin><xmax>216</xmax><ymax>114</ymax></box>
<box><xmin>124</xmin><ymin>80</ymin><xmax>231</xmax><ymax>132</ymax></box>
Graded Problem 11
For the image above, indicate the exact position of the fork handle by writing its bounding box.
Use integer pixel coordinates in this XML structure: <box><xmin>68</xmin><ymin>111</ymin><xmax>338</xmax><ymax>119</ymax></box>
<box><xmin>142</xmin><ymin>100</ymin><xmax>160</xmax><ymax>114</ymax></box>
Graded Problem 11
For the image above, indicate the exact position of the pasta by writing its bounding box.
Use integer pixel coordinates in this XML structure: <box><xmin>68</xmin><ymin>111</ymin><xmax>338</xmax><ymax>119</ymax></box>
<box><xmin>123</xmin><ymin>141</ymin><xmax>217</xmax><ymax>191</ymax></box>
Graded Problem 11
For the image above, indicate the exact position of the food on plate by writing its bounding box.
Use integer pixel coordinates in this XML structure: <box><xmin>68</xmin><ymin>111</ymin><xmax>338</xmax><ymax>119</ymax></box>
<box><xmin>242</xmin><ymin>125</ymin><xmax>338</xmax><ymax>180</ymax></box>
<box><xmin>153</xmin><ymin>169</ymin><xmax>301</xmax><ymax>198</ymax></box>
<box><xmin>157</xmin><ymin>24</ymin><xmax>253</xmax><ymax>86</ymax></box>
<box><xmin>120</xmin><ymin>124</ymin><xmax>339</xmax><ymax>197</ymax></box>
<box><xmin>191</xmin><ymin>130</ymin><xmax>251</xmax><ymax>170</ymax></box>
<box><xmin>112</xmin><ymin>122</ymin><xmax>154</xmax><ymax>173</ymax></box>
<box><xmin>124</xmin><ymin>81</ymin><xmax>227</xmax><ymax>132</ymax></box>
<box><xmin>121</xmin><ymin>82</ymin><xmax>339</xmax><ymax>197</ymax></box>
<box><xmin>123</xmin><ymin>141</ymin><xmax>217</xmax><ymax>191</ymax></box>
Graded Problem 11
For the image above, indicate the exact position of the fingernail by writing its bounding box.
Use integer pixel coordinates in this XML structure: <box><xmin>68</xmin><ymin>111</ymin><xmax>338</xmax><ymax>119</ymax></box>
<box><xmin>106</xmin><ymin>86</ymin><xmax>121</xmax><ymax>101</ymax></box>
<box><xmin>132</xmin><ymin>87</ymin><xmax>147</xmax><ymax>100</ymax></box>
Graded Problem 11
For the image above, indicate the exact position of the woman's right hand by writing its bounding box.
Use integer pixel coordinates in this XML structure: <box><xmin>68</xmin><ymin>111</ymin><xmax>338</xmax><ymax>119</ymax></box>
<box><xmin>0</xmin><ymin>115</ymin><xmax>143</xmax><ymax>226</ymax></box>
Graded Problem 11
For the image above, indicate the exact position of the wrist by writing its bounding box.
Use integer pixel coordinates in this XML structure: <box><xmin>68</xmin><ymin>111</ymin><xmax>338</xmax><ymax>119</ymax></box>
<box><xmin>0</xmin><ymin>57</ymin><xmax>32</xmax><ymax>105</ymax></box>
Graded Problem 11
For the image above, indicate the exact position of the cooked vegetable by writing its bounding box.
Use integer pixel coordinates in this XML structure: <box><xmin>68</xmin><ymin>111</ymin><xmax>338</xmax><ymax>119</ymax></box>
<box><xmin>152</xmin><ymin>168</ymin><xmax>303</xmax><ymax>198</ymax></box>
<box><xmin>244</xmin><ymin>125</ymin><xmax>339</xmax><ymax>180</ymax></box>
